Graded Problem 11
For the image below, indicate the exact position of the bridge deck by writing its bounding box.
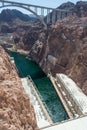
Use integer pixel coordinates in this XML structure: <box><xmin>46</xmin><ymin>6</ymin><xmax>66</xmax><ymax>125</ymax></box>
<box><xmin>0</xmin><ymin>0</ymin><xmax>70</xmax><ymax>11</ymax></box>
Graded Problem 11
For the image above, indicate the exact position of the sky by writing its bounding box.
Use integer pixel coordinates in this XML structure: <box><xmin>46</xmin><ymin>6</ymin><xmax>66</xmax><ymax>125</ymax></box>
<box><xmin>6</xmin><ymin>0</ymin><xmax>87</xmax><ymax>7</ymax></box>
<box><xmin>0</xmin><ymin>0</ymin><xmax>87</xmax><ymax>14</ymax></box>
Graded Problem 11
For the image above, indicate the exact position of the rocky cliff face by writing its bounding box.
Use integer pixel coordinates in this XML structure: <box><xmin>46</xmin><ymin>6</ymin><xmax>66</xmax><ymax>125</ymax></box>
<box><xmin>0</xmin><ymin>46</ymin><xmax>38</xmax><ymax>130</ymax></box>
<box><xmin>58</xmin><ymin>1</ymin><xmax>75</xmax><ymax>10</ymax></box>
<box><xmin>0</xmin><ymin>9</ymin><xmax>33</xmax><ymax>22</ymax></box>
<box><xmin>58</xmin><ymin>1</ymin><xmax>87</xmax><ymax>17</ymax></box>
<box><xmin>47</xmin><ymin>17</ymin><xmax>87</xmax><ymax>95</ymax></box>
<box><xmin>27</xmin><ymin>16</ymin><xmax>87</xmax><ymax>95</ymax></box>
<box><xmin>74</xmin><ymin>1</ymin><xmax>87</xmax><ymax>17</ymax></box>
<box><xmin>22</xmin><ymin>26</ymin><xmax>43</xmax><ymax>50</ymax></box>
<box><xmin>0</xmin><ymin>9</ymin><xmax>37</xmax><ymax>34</ymax></box>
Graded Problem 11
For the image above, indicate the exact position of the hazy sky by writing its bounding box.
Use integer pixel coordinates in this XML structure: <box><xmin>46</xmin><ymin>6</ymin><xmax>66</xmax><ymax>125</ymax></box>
<box><xmin>7</xmin><ymin>0</ymin><xmax>87</xmax><ymax>7</ymax></box>
<box><xmin>0</xmin><ymin>0</ymin><xmax>87</xmax><ymax>14</ymax></box>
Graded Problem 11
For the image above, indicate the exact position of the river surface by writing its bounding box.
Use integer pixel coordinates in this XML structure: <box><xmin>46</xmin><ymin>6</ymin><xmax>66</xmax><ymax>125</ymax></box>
<box><xmin>9</xmin><ymin>51</ymin><xmax>68</xmax><ymax>123</ymax></box>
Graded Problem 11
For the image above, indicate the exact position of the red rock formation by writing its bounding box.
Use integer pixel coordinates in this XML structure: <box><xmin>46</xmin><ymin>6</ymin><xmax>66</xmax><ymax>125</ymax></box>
<box><xmin>0</xmin><ymin>46</ymin><xmax>38</xmax><ymax>130</ymax></box>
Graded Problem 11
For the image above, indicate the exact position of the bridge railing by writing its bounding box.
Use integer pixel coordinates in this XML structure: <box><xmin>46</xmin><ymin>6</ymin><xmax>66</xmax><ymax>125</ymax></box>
<box><xmin>27</xmin><ymin>75</ymin><xmax>53</xmax><ymax>123</ymax></box>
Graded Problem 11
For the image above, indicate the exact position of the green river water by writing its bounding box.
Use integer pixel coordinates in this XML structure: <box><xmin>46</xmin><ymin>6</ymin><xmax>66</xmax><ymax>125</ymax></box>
<box><xmin>8</xmin><ymin>51</ymin><xmax>68</xmax><ymax>123</ymax></box>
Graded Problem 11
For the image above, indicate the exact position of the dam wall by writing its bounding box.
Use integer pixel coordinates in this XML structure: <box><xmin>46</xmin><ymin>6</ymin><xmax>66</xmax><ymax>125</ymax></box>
<box><xmin>55</xmin><ymin>73</ymin><xmax>87</xmax><ymax>117</ymax></box>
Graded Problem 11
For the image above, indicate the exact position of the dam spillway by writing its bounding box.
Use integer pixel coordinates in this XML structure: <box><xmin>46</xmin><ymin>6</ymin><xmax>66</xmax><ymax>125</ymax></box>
<box><xmin>8</xmin><ymin>51</ymin><xmax>68</xmax><ymax>123</ymax></box>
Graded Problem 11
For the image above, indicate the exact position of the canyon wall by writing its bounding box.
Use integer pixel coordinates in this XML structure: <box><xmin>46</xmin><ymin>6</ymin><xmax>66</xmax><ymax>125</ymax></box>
<box><xmin>0</xmin><ymin>46</ymin><xmax>38</xmax><ymax>130</ymax></box>
<box><xmin>27</xmin><ymin>16</ymin><xmax>87</xmax><ymax>95</ymax></box>
<box><xmin>22</xmin><ymin>1</ymin><xmax>87</xmax><ymax>95</ymax></box>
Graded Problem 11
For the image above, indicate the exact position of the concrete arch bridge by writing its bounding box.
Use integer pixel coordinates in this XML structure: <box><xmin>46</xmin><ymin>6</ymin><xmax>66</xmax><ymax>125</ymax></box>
<box><xmin>0</xmin><ymin>0</ymin><xmax>73</xmax><ymax>28</ymax></box>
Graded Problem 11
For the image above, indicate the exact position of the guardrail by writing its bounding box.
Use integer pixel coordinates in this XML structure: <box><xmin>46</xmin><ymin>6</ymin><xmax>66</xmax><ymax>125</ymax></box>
<box><xmin>49</xmin><ymin>75</ymin><xmax>74</xmax><ymax>119</ymax></box>
<box><xmin>56</xmin><ymin>75</ymin><xmax>83</xmax><ymax>116</ymax></box>
<box><xmin>27</xmin><ymin>75</ymin><xmax>53</xmax><ymax>124</ymax></box>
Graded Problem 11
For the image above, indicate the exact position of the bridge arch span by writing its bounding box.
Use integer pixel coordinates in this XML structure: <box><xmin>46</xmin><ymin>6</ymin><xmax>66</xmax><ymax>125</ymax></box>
<box><xmin>0</xmin><ymin>0</ymin><xmax>73</xmax><ymax>28</ymax></box>
<box><xmin>0</xmin><ymin>4</ymin><xmax>47</xmax><ymax>28</ymax></box>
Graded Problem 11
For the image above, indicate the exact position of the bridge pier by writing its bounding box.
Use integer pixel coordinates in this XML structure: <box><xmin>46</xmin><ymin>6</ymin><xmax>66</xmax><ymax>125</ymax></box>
<box><xmin>47</xmin><ymin>9</ymin><xmax>51</xmax><ymax>24</ymax></box>
<box><xmin>65</xmin><ymin>12</ymin><xmax>68</xmax><ymax>17</ymax></box>
<box><xmin>80</xmin><ymin>6</ymin><xmax>84</xmax><ymax>17</ymax></box>
<box><xmin>56</xmin><ymin>11</ymin><xmax>61</xmax><ymax>20</ymax></box>
<box><xmin>28</xmin><ymin>6</ymin><xmax>30</xmax><ymax>10</ymax></box>
<box><xmin>66</xmin><ymin>11</ymin><xmax>73</xmax><ymax>17</ymax></box>
<box><xmin>60</xmin><ymin>12</ymin><xmax>63</xmax><ymax>19</ymax></box>
<box><xmin>34</xmin><ymin>7</ymin><xmax>38</xmax><ymax>14</ymax></box>
<box><xmin>41</xmin><ymin>8</ymin><xmax>44</xmax><ymax>16</ymax></box>
<box><xmin>61</xmin><ymin>12</ymin><xmax>66</xmax><ymax>19</ymax></box>
<box><xmin>52</xmin><ymin>10</ymin><xmax>56</xmax><ymax>24</ymax></box>
<box><xmin>1</xmin><ymin>1</ymin><xmax>4</xmax><ymax>6</ymax></box>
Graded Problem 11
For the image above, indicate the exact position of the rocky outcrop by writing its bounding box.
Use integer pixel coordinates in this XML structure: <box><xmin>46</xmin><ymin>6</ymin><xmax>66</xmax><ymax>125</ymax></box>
<box><xmin>75</xmin><ymin>1</ymin><xmax>87</xmax><ymax>17</ymax></box>
<box><xmin>58</xmin><ymin>1</ymin><xmax>75</xmax><ymax>10</ymax></box>
<box><xmin>0</xmin><ymin>9</ymin><xmax>31</xmax><ymax>22</ymax></box>
<box><xmin>0</xmin><ymin>24</ymin><xmax>16</xmax><ymax>33</ymax></box>
<box><xmin>58</xmin><ymin>1</ymin><xmax>87</xmax><ymax>17</ymax></box>
<box><xmin>27</xmin><ymin>16</ymin><xmax>87</xmax><ymax>95</ymax></box>
<box><xmin>0</xmin><ymin>46</ymin><xmax>38</xmax><ymax>130</ymax></box>
<box><xmin>0</xmin><ymin>9</ymin><xmax>37</xmax><ymax>34</ymax></box>
<box><xmin>22</xmin><ymin>26</ymin><xmax>44</xmax><ymax>50</ymax></box>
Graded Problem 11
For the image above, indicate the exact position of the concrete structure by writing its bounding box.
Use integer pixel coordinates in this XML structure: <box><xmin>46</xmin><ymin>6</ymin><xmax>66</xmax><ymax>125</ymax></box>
<box><xmin>0</xmin><ymin>0</ymin><xmax>73</xmax><ymax>28</ymax></box>
<box><xmin>40</xmin><ymin>115</ymin><xmax>87</xmax><ymax>130</ymax></box>
<box><xmin>56</xmin><ymin>74</ymin><xmax>87</xmax><ymax>117</ymax></box>
<box><xmin>21</xmin><ymin>76</ymin><xmax>53</xmax><ymax>128</ymax></box>
<box><xmin>9</xmin><ymin>57</ymin><xmax>14</xmax><ymax>63</ymax></box>
<box><xmin>47</xmin><ymin>55</ymin><xmax>57</xmax><ymax>66</ymax></box>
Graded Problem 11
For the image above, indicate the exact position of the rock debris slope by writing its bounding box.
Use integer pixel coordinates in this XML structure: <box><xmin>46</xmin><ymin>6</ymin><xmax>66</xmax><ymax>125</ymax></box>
<box><xmin>0</xmin><ymin>46</ymin><xmax>38</xmax><ymax>130</ymax></box>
